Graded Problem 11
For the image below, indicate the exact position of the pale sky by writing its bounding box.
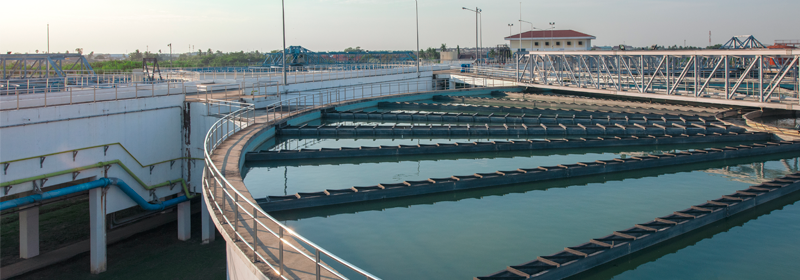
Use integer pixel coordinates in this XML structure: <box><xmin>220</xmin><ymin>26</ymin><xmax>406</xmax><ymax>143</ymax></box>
<box><xmin>2</xmin><ymin>0</ymin><xmax>798</xmax><ymax>54</ymax></box>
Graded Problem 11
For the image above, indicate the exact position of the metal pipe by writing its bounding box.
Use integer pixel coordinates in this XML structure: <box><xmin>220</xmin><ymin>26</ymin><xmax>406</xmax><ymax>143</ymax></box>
<box><xmin>0</xmin><ymin>178</ymin><xmax>189</xmax><ymax>211</ymax></box>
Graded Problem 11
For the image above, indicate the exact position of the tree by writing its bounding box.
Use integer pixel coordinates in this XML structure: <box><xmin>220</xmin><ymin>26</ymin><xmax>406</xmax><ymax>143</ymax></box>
<box><xmin>456</xmin><ymin>45</ymin><xmax>460</xmax><ymax>56</ymax></box>
<box><xmin>207</xmin><ymin>48</ymin><xmax>213</xmax><ymax>55</ymax></box>
<box><xmin>440</xmin><ymin>44</ymin><xmax>447</xmax><ymax>52</ymax></box>
<box><xmin>128</xmin><ymin>50</ymin><xmax>142</xmax><ymax>60</ymax></box>
<box><xmin>75</xmin><ymin>48</ymin><xmax>84</xmax><ymax>55</ymax></box>
<box><xmin>706</xmin><ymin>44</ymin><xmax>723</xmax><ymax>49</ymax></box>
<box><xmin>344</xmin><ymin>47</ymin><xmax>363</xmax><ymax>52</ymax></box>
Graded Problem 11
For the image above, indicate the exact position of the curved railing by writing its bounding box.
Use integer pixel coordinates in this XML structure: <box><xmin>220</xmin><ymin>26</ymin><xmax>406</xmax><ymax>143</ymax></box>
<box><xmin>201</xmin><ymin>75</ymin><xmax>519</xmax><ymax>279</ymax></box>
<box><xmin>202</xmin><ymin>98</ymin><xmax>381</xmax><ymax>280</ymax></box>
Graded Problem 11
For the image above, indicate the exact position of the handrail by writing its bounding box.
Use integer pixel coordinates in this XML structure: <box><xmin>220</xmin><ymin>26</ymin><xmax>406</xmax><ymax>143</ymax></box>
<box><xmin>201</xmin><ymin>71</ymin><xmax>518</xmax><ymax>279</ymax></box>
<box><xmin>0</xmin><ymin>160</ymin><xmax>195</xmax><ymax>198</ymax></box>
<box><xmin>0</xmin><ymin>142</ymin><xmax>202</xmax><ymax>166</ymax></box>
<box><xmin>1</xmin><ymin>65</ymin><xmax>450</xmax><ymax>111</ymax></box>
<box><xmin>202</xmin><ymin>99</ymin><xmax>382</xmax><ymax>279</ymax></box>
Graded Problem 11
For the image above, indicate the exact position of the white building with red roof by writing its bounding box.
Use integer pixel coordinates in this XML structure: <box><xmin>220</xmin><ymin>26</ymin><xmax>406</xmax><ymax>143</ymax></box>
<box><xmin>504</xmin><ymin>29</ymin><xmax>596</xmax><ymax>52</ymax></box>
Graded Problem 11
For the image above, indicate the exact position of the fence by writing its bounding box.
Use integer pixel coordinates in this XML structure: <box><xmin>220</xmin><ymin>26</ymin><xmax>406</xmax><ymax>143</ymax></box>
<box><xmin>202</xmin><ymin>98</ymin><xmax>381</xmax><ymax>280</ymax></box>
<box><xmin>200</xmin><ymin>68</ymin><xmax>520</xmax><ymax>279</ymax></box>
<box><xmin>0</xmin><ymin>65</ymin><xmax>450</xmax><ymax>111</ymax></box>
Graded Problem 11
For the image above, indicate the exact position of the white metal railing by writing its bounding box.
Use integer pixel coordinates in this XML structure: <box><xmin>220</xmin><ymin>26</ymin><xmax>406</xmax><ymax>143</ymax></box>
<box><xmin>0</xmin><ymin>64</ymin><xmax>451</xmax><ymax>111</ymax></box>
<box><xmin>202</xmin><ymin>99</ymin><xmax>381</xmax><ymax>280</ymax></box>
<box><xmin>0</xmin><ymin>79</ymin><xmax>193</xmax><ymax>110</ymax></box>
<box><xmin>200</xmin><ymin>71</ymin><xmax>520</xmax><ymax>280</ymax></box>
<box><xmin>260</xmin><ymin>77</ymin><xmax>519</xmax><ymax>123</ymax></box>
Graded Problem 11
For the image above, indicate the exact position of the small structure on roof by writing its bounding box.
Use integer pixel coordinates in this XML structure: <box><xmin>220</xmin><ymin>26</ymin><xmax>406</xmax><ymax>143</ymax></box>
<box><xmin>504</xmin><ymin>29</ymin><xmax>595</xmax><ymax>52</ymax></box>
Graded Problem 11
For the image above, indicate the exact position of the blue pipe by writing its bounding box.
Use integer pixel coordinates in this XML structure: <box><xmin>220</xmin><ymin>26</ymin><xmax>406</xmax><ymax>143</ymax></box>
<box><xmin>106</xmin><ymin>178</ymin><xmax>189</xmax><ymax>211</ymax></box>
<box><xmin>0</xmin><ymin>178</ymin><xmax>190</xmax><ymax>212</ymax></box>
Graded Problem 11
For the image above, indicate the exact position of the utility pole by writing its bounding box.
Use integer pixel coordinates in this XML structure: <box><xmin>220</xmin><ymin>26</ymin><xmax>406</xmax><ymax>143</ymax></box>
<box><xmin>462</xmin><ymin>7</ymin><xmax>481</xmax><ymax>64</ymax></box>
<box><xmin>47</xmin><ymin>24</ymin><xmax>50</xmax><ymax>54</ymax></box>
<box><xmin>479</xmin><ymin>11</ymin><xmax>482</xmax><ymax>63</ymax></box>
<box><xmin>282</xmin><ymin>0</ymin><xmax>287</xmax><ymax>86</ymax></box>
<box><xmin>415</xmin><ymin>0</ymin><xmax>420</xmax><ymax>78</ymax></box>
<box><xmin>167</xmin><ymin>43</ymin><xmax>172</xmax><ymax>68</ymax></box>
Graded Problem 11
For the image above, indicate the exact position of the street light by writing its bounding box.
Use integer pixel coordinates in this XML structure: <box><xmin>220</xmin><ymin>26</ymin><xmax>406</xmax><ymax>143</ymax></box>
<box><xmin>416</xmin><ymin>0</ymin><xmax>420</xmax><ymax>78</ymax></box>
<box><xmin>549</xmin><ymin>22</ymin><xmax>556</xmax><ymax>50</ymax></box>
<box><xmin>462</xmin><ymin>7</ymin><xmax>482</xmax><ymax>64</ymax></box>
<box><xmin>519</xmin><ymin>20</ymin><xmax>536</xmax><ymax>51</ymax></box>
<box><xmin>508</xmin><ymin>24</ymin><xmax>514</xmax><ymax>36</ymax></box>
<box><xmin>167</xmin><ymin>43</ymin><xmax>172</xmax><ymax>68</ymax></box>
<box><xmin>281</xmin><ymin>0</ymin><xmax>287</xmax><ymax>86</ymax></box>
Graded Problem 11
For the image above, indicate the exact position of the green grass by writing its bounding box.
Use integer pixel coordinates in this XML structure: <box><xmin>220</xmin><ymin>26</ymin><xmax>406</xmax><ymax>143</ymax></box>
<box><xmin>2</xmin><ymin>198</ymin><xmax>91</xmax><ymax>266</ymax></box>
<box><xmin>11</xmin><ymin>212</ymin><xmax>226</xmax><ymax>280</ymax></box>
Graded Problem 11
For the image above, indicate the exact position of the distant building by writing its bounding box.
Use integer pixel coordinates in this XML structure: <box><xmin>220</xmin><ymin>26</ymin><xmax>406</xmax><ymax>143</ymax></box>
<box><xmin>505</xmin><ymin>30</ymin><xmax>595</xmax><ymax>52</ymax></box>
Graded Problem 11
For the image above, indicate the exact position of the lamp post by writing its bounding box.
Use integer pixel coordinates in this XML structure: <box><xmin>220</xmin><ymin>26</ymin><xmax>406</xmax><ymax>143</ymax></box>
<box><xmin>415</xmin><ymin>0</ymin><xmax>420</xmax><ymax>78</ymax></box>
<box><xmin>508</xmin><ymin>24</ymin><xmax>514</xmax><ymax>36</ymax></box>
<box><xmin>519</xmin><ymin>20</ymin><xmax>536</xmax><ymax>51</ymax></box>
<box><xmin>281</xmin><ymin>0</ymin><xmax>287</xmax><ymax>86</ymax></box>
<box><xmin>167</xmin><ymin>43</ymin><xmax>172</xmax><ymax>68</ymax></box>
<box><xmin>549</xmin><ymin>22</ymin><xmax>556</xmax><ymax>50</ymax></box>
<box><xmin>462</xmin><ymin>7</ymin><xmax>482</xmax><ymax>64</ymax></box>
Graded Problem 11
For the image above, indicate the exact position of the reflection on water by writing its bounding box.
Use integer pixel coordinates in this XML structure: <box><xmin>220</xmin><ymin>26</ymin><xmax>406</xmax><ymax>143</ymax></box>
<box><xmin>244</xmin><ymin>106</ymin><xmax>800</xmax><ymax>280</ymax></box>
<box><xmin>273</xmin><ymin>155</ymin><xmax>800</xmax><ymax>280</ymax></box>
<box><xmin>244</xmin><ymin>141</ymin><xmax>763</xmax><ymax>198</ymax></box>
<box><xmin>758</xmin><ymin>115</ymin><xmax>800</xmax><ymax>129</ymax></box>
<box><xmin>573</xmin><ymin>191</ymin><xmax>800</xmax><ymax>280</ymax></box>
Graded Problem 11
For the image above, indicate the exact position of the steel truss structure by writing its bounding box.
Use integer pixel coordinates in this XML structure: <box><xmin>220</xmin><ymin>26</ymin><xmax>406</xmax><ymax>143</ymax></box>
<box><xmin>263</xmin><ymin>46</ymin><xmax>417</xmax><ymax>67</ymax></box>
<box><xmin>1</xmin><ymin>54</ymin><xmax>95</xmax><ymax>80</ymax></box>
<box><xmin>722</xmin><ymin>35</ymin><xmax>766</xmax><ymax>49</ymax></box>
<box><xmin>514</xmin><ymin>50</ymin><xmax>799</xmax><ymax>104</ymax></box>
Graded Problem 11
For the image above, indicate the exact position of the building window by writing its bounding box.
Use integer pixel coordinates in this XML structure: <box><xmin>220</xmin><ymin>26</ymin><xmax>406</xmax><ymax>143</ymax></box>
<box><xmin>566</xmin><ymin>41</ymin><xmax>572</xmax><ymax>46</ymax></box>
<box><xmin>535</xmin><ymin>42</ymin><xmax>539</xmax><ymax>46</ymax></box>
<box><xmin>545</xmin><ymin>42</ymin><xmax>550</xmax><ymax>46</ymax></box>
<box><xmin>578</xmin><ymin>41</ymin><xmax>584</xmax><ymax>46</ymax></box>
<box><xmin>556</xmin><ymin>41</ymin><xmax>561</xmax><ymax>46</ymax></box>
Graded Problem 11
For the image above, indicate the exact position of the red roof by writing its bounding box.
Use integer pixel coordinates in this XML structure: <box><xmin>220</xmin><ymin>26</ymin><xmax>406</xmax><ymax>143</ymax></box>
<box><xmin>504</xmin><ymin>30</ymin><xmax>595</xmax><ymax>40</ymax></box>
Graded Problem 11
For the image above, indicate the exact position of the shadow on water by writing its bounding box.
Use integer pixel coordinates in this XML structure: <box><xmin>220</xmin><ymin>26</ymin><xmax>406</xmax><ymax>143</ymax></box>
<box><xmin>566</xmin><ymin>189</ymin><xmax>800</xmax><ymax>280</ymax></box>
<box><xmin>268</xmin><ymin>151</ymin><xmax>800</xmax><ymax>221</ymax></box>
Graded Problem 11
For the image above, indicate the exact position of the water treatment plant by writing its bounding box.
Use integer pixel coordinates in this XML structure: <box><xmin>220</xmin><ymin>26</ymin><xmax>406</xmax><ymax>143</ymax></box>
<box><xmin>3</xmin><ymin>2</ymin><xmax>800</xmax><ymax>279</ymax></box>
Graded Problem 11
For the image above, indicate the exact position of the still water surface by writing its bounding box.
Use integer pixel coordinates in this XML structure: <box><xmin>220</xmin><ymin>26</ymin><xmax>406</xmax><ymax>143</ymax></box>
<box><xmin>269</xmin><ymin>157</ymin><xmax>800</xmax><ymax>279</ymax></box>
<box><xmin>244</xmin><ymin>140</ymin><xmax>753</xmax><ymax>198</ymax></box>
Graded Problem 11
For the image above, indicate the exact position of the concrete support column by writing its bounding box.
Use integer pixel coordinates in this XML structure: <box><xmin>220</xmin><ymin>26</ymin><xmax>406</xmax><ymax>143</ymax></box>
<box><xmin>19</xmin><ymin>206</ymin><xmax>40</xmax><ymax>259</ymax></box>
<box><xmin>89</xmin><ymin>187</ymin><xmax>107</xmax><ymax>274</ymax></box>
<box><xmin>177</xmin><ymin>200</ymin><xmax>191</xmax><ymax>241</ymax></box>
<box><xmin>449</xmin><ymin>79</ymin><xmax>456</xmax><ymax>90</ymax></box>
<box><xmin>201</xmin><ymin>196</ymin><xmax>216</xmax><ymax>244</ymax></box>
